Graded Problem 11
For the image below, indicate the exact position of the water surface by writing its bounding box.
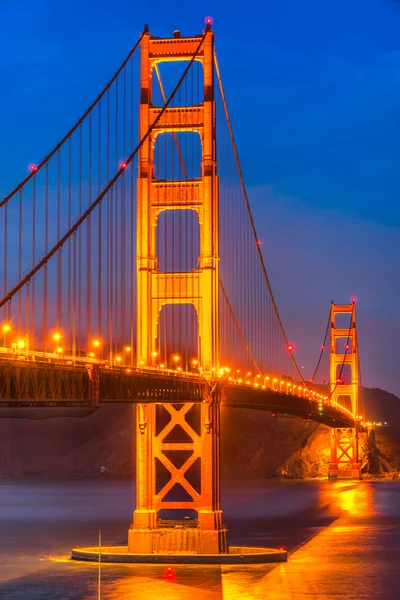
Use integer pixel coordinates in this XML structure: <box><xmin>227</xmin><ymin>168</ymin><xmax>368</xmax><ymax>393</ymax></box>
<box><xmin>0</xmin><ymin>478</ymin><xmax>399</xmax><ymax>599</ymax></box>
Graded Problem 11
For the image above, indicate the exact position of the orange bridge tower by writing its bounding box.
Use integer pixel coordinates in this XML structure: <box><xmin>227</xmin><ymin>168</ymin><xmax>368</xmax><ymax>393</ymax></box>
<box><xmin>128</xmin><ymin>24</ymin><xmax>227</xmax><ymax>554</ymax></box>
<box><xmin>329</xmin><ymin>301</ymin><xmax>361</xmax><ymax>479</ymax></box>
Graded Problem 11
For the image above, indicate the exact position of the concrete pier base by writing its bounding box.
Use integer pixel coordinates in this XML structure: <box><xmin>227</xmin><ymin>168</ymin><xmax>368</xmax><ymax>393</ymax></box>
<box><xmin>128</xmin><ymin>524</ymin><xmax>228</xmax><ymax>555</ymax></box>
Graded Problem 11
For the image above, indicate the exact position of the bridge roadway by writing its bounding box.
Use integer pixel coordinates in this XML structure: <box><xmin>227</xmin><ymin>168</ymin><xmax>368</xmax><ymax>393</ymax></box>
<box><xmin>0</xmin><ymin>358</ymin><xmax>356</xmax><ymax>428</ymax></box>
<box><xmin>0</xmin><ymin>359</ymin><xmax>355</xmax><ymax>427</ymax></box>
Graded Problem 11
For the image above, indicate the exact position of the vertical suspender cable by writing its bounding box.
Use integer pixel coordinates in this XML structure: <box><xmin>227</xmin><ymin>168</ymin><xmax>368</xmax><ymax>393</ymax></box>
<box><xmin>87</xmin><ymin>112</ymin><xmax>92</xmax><ymax>348</ymax></box>
<box><xmin>18</xmin><ymin>190</ymin><xmax>22</xmax><ymax>333</ymax></box>
<box><xmin>3</xmin><ymin>205</ymin><xmax>7</xmax><ymax>322</ymax></box>
<box><xmin>78</xmin><ymin>126</ymin><xmax>82</xmax><ymax>352</ymax></box>
<box><xmin>98</xmin><ymin>102</ymin><xmax>102</xmax><ymax>341</ymax></box>
<box><xmin>68</xmin><ymin>137</ymin><xmax>72</xmax><ymax>353</ymax></box>
<box><xmin>32</xmin><ymin>173</ymin><xmax>36</xmax><ymax>349</ymax></box>
<box><xmin>57</xmin><ymin>149</ymin><xmax>62</xmax><ymax>329</ymax></box>
<box><xmin>44</xmin><ymin>165</ymin><xmax>48</xmax><ymax>352</ymax></box>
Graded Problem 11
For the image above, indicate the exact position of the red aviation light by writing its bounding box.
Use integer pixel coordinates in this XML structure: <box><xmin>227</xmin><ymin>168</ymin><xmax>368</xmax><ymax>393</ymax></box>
<box><xmin>287</xmin><ymin>344</ymin><xmax>294</xmax><ymax>352</ymax></box>
<box><xmin>320</xmin><ymin>344</ymin><xmax>325</xmax><ymax>350</ymax></box>
<box><xmin>29</xmin><ymin>164</ymin><xmax>38</xmax><ymax>173</ymax></box>
<box><xmin>205</xmin><ymin>16</ymin><xmax>213</xmax><ymax>26</ymax></box>
<box><xmin>345</xmin><ymin>344</ymin><xmax>350</xmax><ymax>350</ymax></box>
<box><xmin>336</xmin><ymin>377</ymin><xmax>343</xmax><ymax>384</ymax></box>
<box><xmin>121</xmin><ymin>161</ymin><xmax>127</xmax><ymax>169</ymax></box>
<box><xmin>351</xmin><ymin>296</ymin><xmax>357</xmax><ymax>303</ymax></box>
<box><xmin>257</xmin><ymin>240</ymin><xmax>262</xmax><ymax>247</ymax></box>
<box><xmin>164</xmin><ymin>565</ymin><xmax>175</xmax><ymax>582</ymax></box>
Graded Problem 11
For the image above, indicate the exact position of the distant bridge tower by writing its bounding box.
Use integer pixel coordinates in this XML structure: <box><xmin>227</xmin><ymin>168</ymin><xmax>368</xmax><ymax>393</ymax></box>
<box><xmin>129</xmin><ymin>24</ymin><xmax>227</xmax><ymax>555</ymax></box>
<box><xmin>329</xmin><ymin>301</ymin><xmax>360</xmax><ymax>479</ymax></box>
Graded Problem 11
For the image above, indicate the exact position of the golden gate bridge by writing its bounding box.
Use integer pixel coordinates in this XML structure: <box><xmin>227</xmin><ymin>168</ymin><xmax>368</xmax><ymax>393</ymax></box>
<box><xmin>0</xmin><ymin>21</ymin><xmax>365</xmax><ymax>558</ymax></box>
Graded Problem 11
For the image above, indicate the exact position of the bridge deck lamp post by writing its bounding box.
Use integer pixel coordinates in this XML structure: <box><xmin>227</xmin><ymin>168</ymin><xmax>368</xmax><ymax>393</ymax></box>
<box><xmin>125</xmin><ymin>346</ymin><xmax>132</xmax><ymax>366</ymax></box>
<box><xmin>52</xmin><ymin>332</ymin><xmax>62</xmax><ymax>355</ymax></box>
<box><xmin>91</xmin><ymin>339</ymin><xmax>102</xmax><ymax>361</ymax></box>
<box><xmin>172</xmin><ymin>354</ymin><xmax>180</xmax><ymax>371</ymax></box>
<box><xmin>1</xmin><ymin>323</ymin><xmax>11</xmax><ymax>348</ymax></box>
<box><xmin>16</xmin><ymin>338</ymin><xmax>26</xmax><ymax>352</ymax></box>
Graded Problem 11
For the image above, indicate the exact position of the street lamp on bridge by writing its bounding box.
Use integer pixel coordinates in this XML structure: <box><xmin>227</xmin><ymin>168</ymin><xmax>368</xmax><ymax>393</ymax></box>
<box><xmin>1</xmin><ymin>323</ymin><xmax>11</xmax><ymax>347</ymax></box>
<box><xmin>52</xmin><ymin>332</ymin><xmax>63</xmax><ymax>354</ymax></box>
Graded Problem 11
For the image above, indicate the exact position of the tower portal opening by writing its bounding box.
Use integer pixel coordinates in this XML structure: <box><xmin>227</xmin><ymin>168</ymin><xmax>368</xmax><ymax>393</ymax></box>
<box><xmin>336</xmin><ymin>363</ymin><xmax>352</xmax><ymax>385</ymax></box>
<box><xmin>153</xmin><ymin>131</ymin><xmax>202</xmax><ymax>181</ymax></box>
<box><xmin>152</xmin><ymin>60</ymin><xmax>204</xmax><ymax>107</ymax></box>
<box><xmin>156</xmin><ymin>209</ymin><xmax>200</xmax><ymax>273</ymax></box>
<box><xmin>157</xmin><ymin>303</ymin><xmax>199</xmax><ymax>370</ymax></box>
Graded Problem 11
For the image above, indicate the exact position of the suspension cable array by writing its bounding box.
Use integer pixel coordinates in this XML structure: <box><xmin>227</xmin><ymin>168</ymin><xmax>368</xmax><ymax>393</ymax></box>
<box><xmin>0</xmin><ymin>25</ymin><xmax>354</xmax><ymax>417</ymax></box>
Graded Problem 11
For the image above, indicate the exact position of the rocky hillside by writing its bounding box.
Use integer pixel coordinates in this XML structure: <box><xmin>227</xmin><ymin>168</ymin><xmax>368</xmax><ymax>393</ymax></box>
<box><xmin>0</xmin><ymin>387</ymin><xmax>399</xmax><ymax>479</ymax></box>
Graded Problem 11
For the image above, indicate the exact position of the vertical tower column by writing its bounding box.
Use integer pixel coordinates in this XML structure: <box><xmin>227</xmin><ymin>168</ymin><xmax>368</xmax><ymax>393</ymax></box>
<box><xmin>329</xmin><ymin>302</ymin><xmax>360</xmax><ymax>479</ymax></box>
<box><xmin>136</xmin><ymin>26</ymin><xmax>219</xmax><ymax>374</ymax></box>
<box><xmin>130</xmin><ymin>24</ymin><xmax>227</xmax><ymax>555</ymax></box>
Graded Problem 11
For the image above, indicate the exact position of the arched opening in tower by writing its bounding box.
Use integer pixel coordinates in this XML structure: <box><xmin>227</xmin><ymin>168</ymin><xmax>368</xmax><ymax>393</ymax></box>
<box><xmin>156</xmin><ymin>208</ymin><xmax>200</xmax><ymax>273</ymax></box>
<box><xmin>157</xmin><ymin>303</ymin><xmax>199</xmax><ymax>371</ymax></box>
<box><xmin>153</xmin><ymin>131</ymin><xmax>202</xmax><ymax>181</ymax></box>
<box><xmin>152</xmin><ymin>60</ymin><xmax>204</xmax><ymax>108</ymax></box>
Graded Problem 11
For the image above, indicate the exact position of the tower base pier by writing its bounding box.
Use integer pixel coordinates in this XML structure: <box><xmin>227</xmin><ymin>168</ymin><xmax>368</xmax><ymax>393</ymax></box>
<box><xmin>128</xmin><ymin>520</ymin><xmax>228</xmax><ymax>555</ymax></box>
<box><xmin>329</xmin><ymin>427</ymin><xmax>360</xmax><ymax>479</ymax></box>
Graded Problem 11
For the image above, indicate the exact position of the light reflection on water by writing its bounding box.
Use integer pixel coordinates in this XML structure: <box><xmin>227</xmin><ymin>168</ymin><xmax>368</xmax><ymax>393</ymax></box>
<box><xmin>0</xmin><ymin>478</ymin><xmax>400</xmax><ymax>599</ymax></box>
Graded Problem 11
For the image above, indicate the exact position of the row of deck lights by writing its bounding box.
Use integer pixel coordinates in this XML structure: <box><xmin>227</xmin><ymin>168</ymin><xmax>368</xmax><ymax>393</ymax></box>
<box><xmin>2</xmin><ymin>323</ymin><xmax>362</xmax><ymax>422</ymax></box>
<box><xmin>1</xmin><ymin>323</ymin><xmax>28</xmax><ymax>350</ymax></box>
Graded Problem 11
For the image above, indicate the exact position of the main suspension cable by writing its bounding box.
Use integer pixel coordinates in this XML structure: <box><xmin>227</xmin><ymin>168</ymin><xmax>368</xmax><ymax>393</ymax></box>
<box><xmin>219</xmin><ymin>278</ymin><xmax>262</xmax><ymax>375</ymax></box>
<box><xmin>310</xmin><ymin>305</ymin><xmax>331</xmax><ymax>382</ymax></box>
<box><xmin>0</xmin><ymin>32</ymin><xmax>145</xmax><ymax>209</ymax></box>
<box><xmin>214</xmin><ymin>51</ymin><xmax>311</xmax><ymax>391</ymax></box>
<box><xmin>0</xmin><ymin>29</ymin><xmax>208</xmax><ymax>309</ymax></box>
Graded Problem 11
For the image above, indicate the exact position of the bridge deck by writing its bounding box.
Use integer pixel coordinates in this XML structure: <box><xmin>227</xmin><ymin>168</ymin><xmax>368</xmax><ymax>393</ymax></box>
<box><xmin>0</xmin><ymin>360</ymin><xmax>357</xmax><ymax>428</ymax></box>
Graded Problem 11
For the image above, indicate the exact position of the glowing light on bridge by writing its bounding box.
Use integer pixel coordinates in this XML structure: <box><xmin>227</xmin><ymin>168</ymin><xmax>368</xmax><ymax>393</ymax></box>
<box><xmin>0</xmin><ymin>25</ymin><xmax>365</xmax><ymax>560</ymax></box>
<box><xmin>1</xmin><ymin>323</ymin><xmax>11</xmax><ymax>334</ymax></box>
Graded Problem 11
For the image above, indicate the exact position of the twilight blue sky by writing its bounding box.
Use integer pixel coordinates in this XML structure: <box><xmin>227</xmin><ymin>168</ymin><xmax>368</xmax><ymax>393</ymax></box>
<box><xmin>1</xmin><ymin>0</ymin><xmax>399</xmax><ymax>396</ymax></box>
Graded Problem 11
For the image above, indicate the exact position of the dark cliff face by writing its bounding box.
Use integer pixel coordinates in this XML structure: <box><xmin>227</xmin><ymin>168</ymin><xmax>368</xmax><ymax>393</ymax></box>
<box><xmin>0</xmin><ymin>387</ymin><xmax>399</xmax><ymax>479</ymax></box>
